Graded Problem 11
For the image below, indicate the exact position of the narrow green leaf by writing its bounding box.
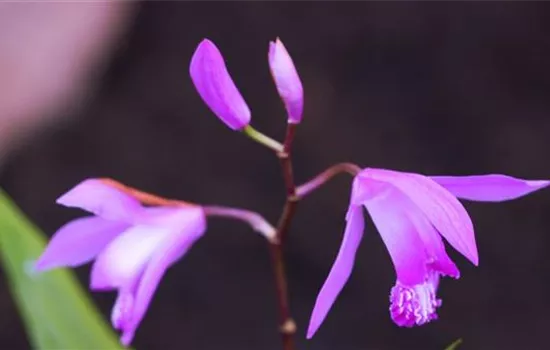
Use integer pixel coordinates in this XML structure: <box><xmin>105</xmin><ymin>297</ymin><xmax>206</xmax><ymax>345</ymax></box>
<box><xmin>0</xmin><ymin>189</ymin><xmax>123</xmax><ymax>349</ymax></box>
<box><xmin>444</xmin><ymin>338</ymin><xmax>463</xmax><ymax>350</ymax></box>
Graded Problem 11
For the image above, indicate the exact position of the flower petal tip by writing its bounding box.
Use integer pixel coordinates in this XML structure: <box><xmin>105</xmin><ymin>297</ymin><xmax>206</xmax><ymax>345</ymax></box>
<box><xmin>56</xmin><ymin>179</ymin><xmax>98</xmax><ymax>207</ymax></box>
<box><xmin>305</xmin><ymin>324</ymin><xmax>317</xmax><ymax>340</ymax></box>
<box><xmin>33</xmin><ymin>258</ymin><xmax>48</xmax><ymax>272</ymax></box>
<box><xmin>463</xmin><ymin>247</ymin><xmax>479</xmax><ymax>266</ymax></box>
<box><xmin>120</xmin><ymin>331</ymin><xmax>135</xmax><ymax>348</ymax></box>
<box><xmin>111</xmin><ymin>293</ymin><xmax>134</xmax><ymax>331</ymax></box>
<box><xmin>25</xmin><ymin>259</ymin><xmax>42</xmax><ymax>277</ymax></box>
<box><xmin>528</xmin><ymin>180</ymin><xmax>550</xmax><ymax>189</ymax></box>
<box><xmin>193</xmin><ymin>39</ymin><xmax>221</xmax><ymax>62</ymax></box>
<box><xmin>198</xmin><ymin>38</ymin><xmax>214</xmax><ymax>47</ymax></box>
<box><xmin>33</xmin><ymin>252</ymin><xmax>66</xmax><ymax>273</ymax></box>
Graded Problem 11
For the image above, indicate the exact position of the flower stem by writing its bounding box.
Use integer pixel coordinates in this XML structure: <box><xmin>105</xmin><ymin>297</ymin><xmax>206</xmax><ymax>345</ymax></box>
<box><xmin>270</xmin><ymin>123</ymin><xmax>298</xmax><ymax>350</ymax></box>
<box><xmin>268</xmin><ymin>160</ymin><xmax>360</xmax><ymax>349</ymax></box>
<box><xmin>295</xmin><ymin>162</ymin><xmax>361</xmax><ymax>199</ymax></box>
<box><xmin>203</xmin><ymin>206</ymin><xmax>277</xmax><ymax>242</ymax></box>
<box><xmin>243</xmin><ymin>125</ymin><xmax>284</xmax><ymax>152</ymax></box>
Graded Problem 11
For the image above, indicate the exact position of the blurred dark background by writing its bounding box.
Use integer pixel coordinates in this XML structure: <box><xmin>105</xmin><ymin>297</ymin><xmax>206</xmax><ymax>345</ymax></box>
<box><xmin>1</xmin><ymin>2</ymin><xmax>550</xmax><ymax>349</ymax></box>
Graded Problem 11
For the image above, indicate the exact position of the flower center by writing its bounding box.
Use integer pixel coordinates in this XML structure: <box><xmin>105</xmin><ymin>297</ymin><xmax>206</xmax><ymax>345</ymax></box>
<box><xmin>389</xmin><ymin>274</ymin><xmax>442</xmax><ymax>327</ymax></box>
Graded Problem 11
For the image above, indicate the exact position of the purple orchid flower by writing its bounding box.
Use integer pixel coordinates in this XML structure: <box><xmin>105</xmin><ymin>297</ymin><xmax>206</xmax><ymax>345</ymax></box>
<box><xmin>35</xmin><ymin>179</ymin><xmax>206</xmax><ymax>346</ymax></box>
<box><xmin>190</xmin><ymin>39</ymin><xmax>251</xmax><ymax>130</ymax></box>
<box><xmin>268</xmin><ymin>38</ymin><xmax>303</xmax><ymax>124</ymax></box>
<box><xmin>307</xmin><ymin>169</ymin><xmax>549</xmax><ymax>338</ymax></box>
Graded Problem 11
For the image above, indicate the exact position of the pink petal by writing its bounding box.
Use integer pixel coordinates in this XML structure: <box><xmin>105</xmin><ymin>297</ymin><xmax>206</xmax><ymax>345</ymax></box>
<box><xmin>268</xmin><ymin>38</ymin><xmax>303</xmax><ymax>123</ymax></box>
<box><xmin>90</xmin><ymin>224</ymin><xmax>174</xmax><ymax>290</ymax></box>
<box><xmin>119</xmin><ymin>208</ymin><xmax>206</xmax><ymax>346</ymax></box>
<box><xmin>190</xmin><ymin>39</ymin><xmax>251</xmax><ymax>130</ymax></box>
<box><xmin>35</xmin><ymin>216</ymin><xmax>128</xmax><ymax>271</ymax></box>
<box><xmin>403</xmin><ymin>201</ymin><xmax>459</xmax><ymax>278</ymax></box>
<box><xmin>111</xmin><ymin>289</ymin><xmax>134</xmax><ymax>331</ymax></box>
<box><xmin>359</xmin><ymin>168</ymin><xmax>478</xmax><ymax>265</ymax></box>
<box><xmin>431</xmin><ymin>174</ymin><xmax>550</xmax><ymax>202</ymax></box>
<box><xmin>364</xmin><ymin>192</ymin><xmax>428</xmax><ymax>286</ymax></box>
<box><xmin>57</xmin><ymin>179</ymin><xmax>143</xmax><ymax>223</ymax></box>
<box><xmin>307</xmin><ymin>205</ymin><xmax>364</xmax><ymax>339</ymax></box>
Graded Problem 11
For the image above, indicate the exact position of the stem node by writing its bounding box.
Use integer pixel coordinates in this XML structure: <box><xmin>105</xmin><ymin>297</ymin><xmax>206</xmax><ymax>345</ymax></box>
<box><xmin>280</xmin><ymin>319</ymin><xmax>297</xmax><ymax>335</ymax></box>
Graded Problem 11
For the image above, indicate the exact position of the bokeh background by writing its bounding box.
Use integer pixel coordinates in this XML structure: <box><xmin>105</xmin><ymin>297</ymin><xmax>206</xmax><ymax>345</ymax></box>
<box><xmin>1</xmin><ymin>2</ymin><xmax>550</xmax><ymax>350</ymax></box>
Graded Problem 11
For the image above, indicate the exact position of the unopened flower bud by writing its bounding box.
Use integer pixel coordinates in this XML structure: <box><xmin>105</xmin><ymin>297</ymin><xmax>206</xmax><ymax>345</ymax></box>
<box><xmin>268</xmin><ymin>38</ymin><xmax>304</xmax><ymax>124</ymax></box>
<box><xmin>190</xmin><ymin>39</ymin><xmax>251</xmax><ymax>130</ymax></box>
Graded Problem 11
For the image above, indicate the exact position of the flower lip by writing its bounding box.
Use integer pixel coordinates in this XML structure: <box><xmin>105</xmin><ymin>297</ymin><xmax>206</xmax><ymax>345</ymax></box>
<box><xmin>390</xmin><ymin>272</ymin><xmax>442</xmax><ymax>327</ymax></box>
<box><xmin>190</xmin><ymin>38</ymin><xmax>251</xmax><ymax>130</ymax></box>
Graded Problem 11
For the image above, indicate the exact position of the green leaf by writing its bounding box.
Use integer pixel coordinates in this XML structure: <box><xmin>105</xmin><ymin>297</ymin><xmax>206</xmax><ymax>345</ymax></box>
<box><xmin>0</xmin><ymin>189</ymin><xmax>123</xmax><ymax>349</ymax></box>
<box><xmin>444</xmin><ymin>338</ymin><xmax>463</xmax><ymax>350</ymax></box>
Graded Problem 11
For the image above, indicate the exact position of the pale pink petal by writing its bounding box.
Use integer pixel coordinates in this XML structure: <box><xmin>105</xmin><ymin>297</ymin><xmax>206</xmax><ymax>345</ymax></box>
<box><xmin>358</xmin><ymin>168</ymin><xmax>478</xmax><ymax>265</ymax></box>
<box><xmin>90</xmin><ymin>207</ymin><xmax>206</xmax><ymax>291</ymax></box>
<box><xmin>119</xmin><ymin>208</ymin><xmax>206</xmax><ymax>346</ymax></box>
<box><xmin>35</xmin><ymin>216</ymin><xmax>127</xmax><ymax>271</ymax></box>
<box><xmin>431</xmin><ymin>174</ymin><xmax>550</xmax><ymax>202</ymax></box>
<box><xmin>307</xmin><ymin>205</ymin><xmax>364</xmax><ymax>339</ymax></box>
<box><xmin>57</xmin><ymin>179</ymin><xmax>143</xmax><ymax>223</ymax></box>
<box><xmin>89</xmin><ymin>224</ymin><xmax>173</xmax><ymax>290</ymax></box>
<box><xmin>190</xmin><ymin>39</ymin><xmax>251</xmax><ymax>130</ymax></box>
<box><xmin>364</xmin><ymin>192</ymin><xmax>428</xmax><ymax>286</ymax></box>
<box><xmin>268</xmin><ymin>38</ymin><xmax>303</xmax><ymax>123</ymax></box>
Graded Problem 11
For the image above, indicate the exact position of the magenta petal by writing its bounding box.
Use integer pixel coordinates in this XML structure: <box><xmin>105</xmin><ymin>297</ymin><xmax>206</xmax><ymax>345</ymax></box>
<box><xmin>365</xmin><ymin>193</ymin><xmax>428</xmax><ymax>286</ymax></box>
<box><xmin>404</xmin><ymin>205</ymin><xmax>460</xmax><ymax>278</ymax></box>
<box><xmin>57</xmin><ymin>179</ymin><xmax>143</xmax><ymax>223</ymax></box>
<box><xmin>190</xmin><ymin>39</ymin><xmax>251</xmax><ymax>130</ymax></box>
<box><xmin>35</xmin><ymin>216</ymin><xmax>127</xmax><ymax>271</ymax></box>
<box><xmin>119</xmin><ymin>214</ymin><xmax>205</xmax><ymax>346</ymax></box>
<box><xmin>431</xmin><ymin>174</ymin><xmax>550</xmax><ymax>202</ymax></box>
<box><xmin>359</xmin><ymin>169</ymin><xmax>478</xmax><ymax>265</ymax></box>
<box><xmin>268</xmin><ymin>38</ymin><xmax>304</xmax><ymax>123</ymax></box>
<box><xmin>307</xmin><ymin>205</ymin><xmax>364</xmax><ymax>339</ymax></box>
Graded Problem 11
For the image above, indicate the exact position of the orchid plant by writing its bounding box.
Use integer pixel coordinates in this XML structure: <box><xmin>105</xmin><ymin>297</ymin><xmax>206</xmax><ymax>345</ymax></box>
<box><xmin>34</xmin><ymin>38</ymin><xmax>549</xmax><ymax>349</ymax></box>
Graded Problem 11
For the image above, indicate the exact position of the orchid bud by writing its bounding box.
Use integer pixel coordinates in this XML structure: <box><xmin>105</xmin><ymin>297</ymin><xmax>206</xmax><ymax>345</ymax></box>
<box><xmin>190</xmin><ymin>39</ymin><xmax>251</xmax><ymax>130</ymax></box>
<box><xmin>268</xmin><ymin>38</ymin><xmax>304</xmax><ymax>124</ymax></box>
